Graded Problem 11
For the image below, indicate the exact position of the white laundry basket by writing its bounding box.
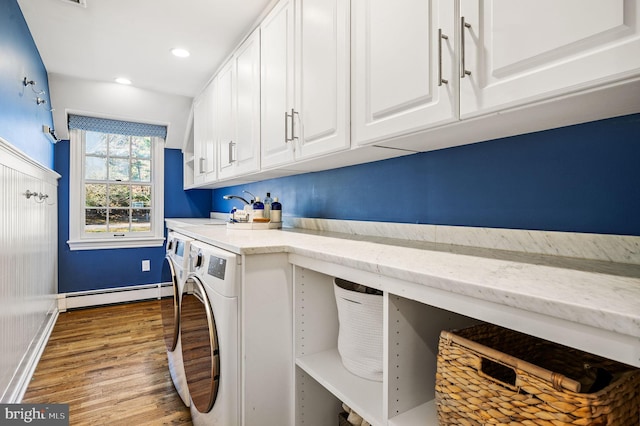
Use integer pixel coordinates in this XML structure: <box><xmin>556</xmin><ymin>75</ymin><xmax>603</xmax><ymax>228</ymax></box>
<box><xmin>333</xmin><ymin>278</ymin><xmax>383</xmax><ymax>382</ymax></box>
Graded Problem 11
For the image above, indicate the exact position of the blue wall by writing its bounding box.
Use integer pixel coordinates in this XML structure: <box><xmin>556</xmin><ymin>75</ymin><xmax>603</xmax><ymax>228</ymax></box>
<box><xmin>214</xmin><ymin>113</ymin><xmax>640</xmax><ymax>236</ymax></box>
<box><xmin>0</xmin><ymin>0</ymin><xmax>54</xmax><ymax>168</ymax></box>
<box><xmin>56</xmin><ymin>145</ymin><xmax>212</xmax><ymax>293</ymax></box>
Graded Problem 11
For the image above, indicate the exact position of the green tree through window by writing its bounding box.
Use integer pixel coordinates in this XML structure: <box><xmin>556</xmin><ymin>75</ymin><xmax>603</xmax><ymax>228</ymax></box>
<box><xmin>84</xmin><ymin>132</ymin><xmax>152</xmax><ymax>233</ymax></box>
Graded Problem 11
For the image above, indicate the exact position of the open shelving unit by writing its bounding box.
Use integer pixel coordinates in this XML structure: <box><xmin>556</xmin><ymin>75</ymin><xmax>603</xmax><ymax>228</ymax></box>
<box><xmin>293</xmin><ymin>266</ymin><xmax>478</xmax><ymax>425</ymax></box>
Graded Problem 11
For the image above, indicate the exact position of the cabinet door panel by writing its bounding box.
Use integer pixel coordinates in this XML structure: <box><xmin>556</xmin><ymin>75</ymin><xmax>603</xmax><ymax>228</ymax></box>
<box><xmin>261</xmin><ymin>0</ymin><xmax>295</xmax><ymax>169</ymax></box>
<box><xmin>352</xmin><ymin>0</ymin><xmax>456</xmax><ymax>146</ymax></box>
<box><xmin>192</xmin><ymin>94</ymin><xmax>206</xmax><ymax>185</ymax></box>
<box><xmin>460</xmin><ymin>0</ymin><xmax>640</xmax><ymax>117</ymax></box>
<box><xmin>204</xmin><ymin>81</ymin><xmax>217</xmax><ymax>181</ymax></box>
<box><xmin>296</xmin><ymin>0</ymin><xmax>350</xmax><ymax>159</ymax></box>
<box><xmin>193</xmin><ymin>81</ymin><xmax>216</xmax><ymax>184</ymax></box>
<box><xmin>234</xmin><ymin>30</ymin><xmax>261</xmax><ymax>176</ymax></box>
<box><xmin>217</xmin><ymin>60</ymin><xmax>235</xmax><ymax>179</ymax></box>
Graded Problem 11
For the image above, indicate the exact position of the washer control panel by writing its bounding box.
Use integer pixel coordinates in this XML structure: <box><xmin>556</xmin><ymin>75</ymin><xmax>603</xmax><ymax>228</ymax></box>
<box><xmin>207</xmin><ymin>255</ymin><xmax>227</xmax><ymax>280</ymax></box>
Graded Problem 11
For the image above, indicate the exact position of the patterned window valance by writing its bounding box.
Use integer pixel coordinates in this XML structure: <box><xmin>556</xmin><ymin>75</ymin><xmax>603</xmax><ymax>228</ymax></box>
<box><xmin>68</xmin><ymin>114</ymin><xmax>167</xmax><ymax>139</ymax></box>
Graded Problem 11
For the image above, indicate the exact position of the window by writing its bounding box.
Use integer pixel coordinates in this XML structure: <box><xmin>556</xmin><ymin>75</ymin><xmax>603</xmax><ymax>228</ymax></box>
<box><xmin>68</xmin><ymin>115</ymin><xmax>165</xmax><ymax>250</ymax></box>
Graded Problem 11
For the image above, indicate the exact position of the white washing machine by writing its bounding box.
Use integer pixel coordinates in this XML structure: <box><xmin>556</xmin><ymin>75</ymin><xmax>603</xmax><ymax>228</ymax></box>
<box><xmin>180</xmin><ymin>240</ymin><xmax>240</xmax><ymax>425</ymax></box>
<box><xmin>161</xmin><ymin>231</ymin><xmax>194</xmax><ymax>407</ymax></box>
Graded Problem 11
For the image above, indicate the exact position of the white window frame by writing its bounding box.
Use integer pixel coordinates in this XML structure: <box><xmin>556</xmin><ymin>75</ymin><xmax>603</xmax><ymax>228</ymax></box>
<box><xmin>68</xmin><ymin>128</ymin><xmax>165</xmax><ymax>250</ymax></box>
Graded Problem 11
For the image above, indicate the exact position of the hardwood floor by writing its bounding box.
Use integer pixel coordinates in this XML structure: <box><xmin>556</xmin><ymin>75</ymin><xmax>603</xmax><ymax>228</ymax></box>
<box><xmin>23</xmin><ymin>300</ymin><xmax>192</xmax><ymax>426</ymax></box>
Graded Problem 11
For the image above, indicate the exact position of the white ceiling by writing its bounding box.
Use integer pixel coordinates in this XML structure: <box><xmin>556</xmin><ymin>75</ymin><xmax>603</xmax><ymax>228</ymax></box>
<box><xmin>17</xmin><ymin>0</ymin><xmax>274</xmax><ymax>148</ymax></box>
<box><xmin>18</xmin><ymin>0</ymin><xmax>274</xmax><ymax>97</ymax></box>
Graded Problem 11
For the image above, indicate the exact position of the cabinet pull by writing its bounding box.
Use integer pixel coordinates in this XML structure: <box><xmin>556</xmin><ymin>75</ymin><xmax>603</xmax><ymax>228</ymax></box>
<box><xmin>228</xmin><ymin>141</ymin><xmax>236</xmax><ymax>163</ymax></box>
<box><xmin>438</xmin><ymin>29</ymin><xmax>449</xmax><ymax>86</ymax></box>
<box><xmin>199</xmin><ymin>157</ymin><xmax>205</xmax><ymax>173</ymax></box>
<box><xmin>461</xmin><ymin>17</ymin><xmax>472</xmax><ymax>78</ymax></box>
<box><xmin>292</xmin><ymin>109</ymin><xmax>299</xmax><ymax>141</ymax></box>
<box><xmin>284</xmin><ymin>111</ymin><xmax>292</xmax><ymax>143</ymax></box>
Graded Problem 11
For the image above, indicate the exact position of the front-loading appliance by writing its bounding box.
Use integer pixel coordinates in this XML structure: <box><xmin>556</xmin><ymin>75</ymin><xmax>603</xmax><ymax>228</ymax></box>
<box><xmin>161</xmin><ymin>231</ymin><xmax>194</xmax><ymax>407</ymax></box>
<box><xmin>180</xmin><ymin>240</ymin><xmax>240</xmax><ymax>425</ymax></box>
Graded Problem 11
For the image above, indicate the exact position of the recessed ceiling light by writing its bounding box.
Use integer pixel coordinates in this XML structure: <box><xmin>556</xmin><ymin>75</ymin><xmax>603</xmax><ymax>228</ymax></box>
<box><xmin>115</xmin><ymin>77</ymin><xmax>132</xmax><ymax>85</ymax></box>
<box><xmin>171</xmin><ymin>48</ymin><xmax>190</xmax><ymax>58</ymax></box>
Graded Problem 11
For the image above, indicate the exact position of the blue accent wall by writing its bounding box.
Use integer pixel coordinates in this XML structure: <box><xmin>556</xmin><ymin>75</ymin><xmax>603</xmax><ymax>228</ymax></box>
<box><xmin>0</xmin><ymin>0</ymin><xmax>54</xmax><ymax>168</ymax></box>
<box><xmin>56</xmin><ymin>145</ymin><xmax>212</xmax><ymax>293</ymax></box>
<box><xmin>214</xmin><ymin>113</ymin><xmax>640</xmax><ymax>236</ymax></box>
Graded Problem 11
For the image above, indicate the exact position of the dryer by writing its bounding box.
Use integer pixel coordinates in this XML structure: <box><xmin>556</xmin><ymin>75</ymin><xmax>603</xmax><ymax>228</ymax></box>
<box><xmin>161</xmin><ymin>231</ymin><xmax>194</xmax><ymax>407</ymax></box>
<box><xmin>180</xmin><ymin>240</ymin><xmax>240</xmax><ymax>425</ymax></box>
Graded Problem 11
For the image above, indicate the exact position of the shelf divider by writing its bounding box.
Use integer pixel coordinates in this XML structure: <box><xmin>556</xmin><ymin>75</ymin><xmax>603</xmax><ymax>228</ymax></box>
<box><xmin>296</xmin><ymin>348</ymin><xmax>384</xmax><ymax>426</ymax></box>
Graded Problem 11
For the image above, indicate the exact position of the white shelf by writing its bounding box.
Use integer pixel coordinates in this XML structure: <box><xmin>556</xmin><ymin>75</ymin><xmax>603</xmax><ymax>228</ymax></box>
<box><xmin>296</xmin><ymin>348</ymin><xmax>384</xmax><ymax>426</ymax></box>
<box><xmin>388</xmin><ymin>400</ymin><xmax>438</xmax><ymax>426</ymax></box>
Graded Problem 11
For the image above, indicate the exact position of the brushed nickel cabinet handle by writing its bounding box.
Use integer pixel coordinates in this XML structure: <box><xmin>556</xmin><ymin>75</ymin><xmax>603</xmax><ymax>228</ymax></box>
<box><xmin>228</xmin><ymin>141</ymin><xmax>236</xmax><ymax>163</ymax></box>
<box><xmin>292</xmin><ymin>109</ymin><xmax>299</xmax><ymax>141</ymax></box>
<box><xmin>438</xmin><ymin>29</ymin><xmax>449</xmax><ymax>86</ymax></box>
<box><xmin>461</xmin><ymin>17</ymin><xmax>472</xmax><ymax>78</ymax></box>
<box><xmin>284</xmin><ymin>111</ymin><xmax>291</xmax><ymax>143</ymax></box>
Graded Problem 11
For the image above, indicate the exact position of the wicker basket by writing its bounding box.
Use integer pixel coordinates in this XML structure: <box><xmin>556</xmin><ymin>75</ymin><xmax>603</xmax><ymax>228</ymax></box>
<box><xmin>436</xmin><ymin>323</ymin><xmax>640</xmax><ymax>425</ymax></box>
<box><xmin>338</xmin><ymin>411</ymin><xmax>351</xmax><ymax>426</ymax></box>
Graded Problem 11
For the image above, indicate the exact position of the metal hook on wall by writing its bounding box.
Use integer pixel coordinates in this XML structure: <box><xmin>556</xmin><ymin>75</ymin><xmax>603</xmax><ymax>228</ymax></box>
<box><xmin>23</xmin><ymin>189</ymin><xmax>55</xmax><ymax>205</ymax></box>
<box><xmin>23</xmin><ymin>76</ymin><xmax>46</xmax><ymax>96</ymax></box>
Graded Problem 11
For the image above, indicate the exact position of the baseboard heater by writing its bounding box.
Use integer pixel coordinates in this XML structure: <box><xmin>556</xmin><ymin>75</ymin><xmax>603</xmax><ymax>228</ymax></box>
<box><xmin>58</xmin><ymin>283</ymin><xmax>173</xmax><ymax>311</ymax></box>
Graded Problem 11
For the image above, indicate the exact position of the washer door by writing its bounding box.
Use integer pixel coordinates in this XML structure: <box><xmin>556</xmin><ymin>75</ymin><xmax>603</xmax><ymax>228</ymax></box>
<box><xmin>181</xmin><ymin>275</ymin><xmax>220</xmax><ymax>413</ymax></box>
<box><xmin>160</xmin><ymin>255</ymin><xmax>179</xmax><ymax>351</ymax></box>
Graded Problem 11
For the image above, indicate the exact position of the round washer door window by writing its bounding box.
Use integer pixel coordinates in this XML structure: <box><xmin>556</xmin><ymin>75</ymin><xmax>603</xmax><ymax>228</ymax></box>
<box><xmin>160</xmin><ymin>256</ymin><xmax>179</xmax><ymax>351</ymax></box>
<box><xmin>180</xmin><ymin>276</ymin><xmax>220</xmax><ymax>413</ymax></box>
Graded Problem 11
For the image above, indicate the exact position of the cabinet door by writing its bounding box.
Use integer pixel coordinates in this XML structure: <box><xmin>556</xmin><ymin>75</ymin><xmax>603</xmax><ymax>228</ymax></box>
<box><xmin>351</xmin><ymin>0</ymin><xmax>457</xmax><ymax>146</ymax></box>
<box><xmin>295</xmin><ymin>0</ymin><xmax>350</xmax><ymax>160</ymax></box>
<box><xmin>193</xmin><ymin>81</ymin><xmax>216</xmax><ymax>184</ymax></box>
<box><xmin>217</xmin><ymin>60</ymin><xmax>235</xmax><ymax>179</ymax></box>
<box><xmin>261</xmin><ymin>0</ymin><xmax>296</xmax><ymax>169</ymax></box>
<box><xmin>233</xmin><ymin>30</ymin><xmax>261</xmax><ymax>176</ymax></box>
<box><xmin>460</xmin><ymin>0</ymin><xmax>640</xmax><ymax>118</ymax></box>
<box><xmin>192</xmin><ymin>94</ymin><xmax>206</xmax><ymax>185</ymax></box>
<box><xmin>204</xmin><ymin>81</ymin><xmax>217</xmax><ymax>182</ymax></box>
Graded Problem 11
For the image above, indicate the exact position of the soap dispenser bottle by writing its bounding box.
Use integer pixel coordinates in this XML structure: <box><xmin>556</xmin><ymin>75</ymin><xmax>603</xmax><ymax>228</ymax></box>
<box><xmin>263</xmin><ymin>192</ymin><xmax>273</xmax><ymax>220</ymax></box>
<box><xmin>270</xmin><ymin>197</ymin><xmax>282</xmax><ymax>223</ymax></box>
<box><xmin>252</xmin><ymin>196</ymin><xmax>264</xmax><ymax>219</ymax></box>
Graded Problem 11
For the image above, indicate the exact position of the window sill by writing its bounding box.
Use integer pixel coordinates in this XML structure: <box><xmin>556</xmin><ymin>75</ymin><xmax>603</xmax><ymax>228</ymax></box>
<box><xmin>67</xmin><ymin>237</ymin><xmax>165</xmax><ymax>251</ymax></box>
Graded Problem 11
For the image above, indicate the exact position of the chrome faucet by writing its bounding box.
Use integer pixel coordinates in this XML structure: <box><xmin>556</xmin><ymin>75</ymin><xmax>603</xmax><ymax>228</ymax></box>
<box><xmin>223</xmin><ymin>190</ymin><xmax>257</xmax><ymax>205</ymax></box>
<box><xmin>223</xmin><ymin>194</ymin><xmax>250</xmax><ymax>205</ymax></box>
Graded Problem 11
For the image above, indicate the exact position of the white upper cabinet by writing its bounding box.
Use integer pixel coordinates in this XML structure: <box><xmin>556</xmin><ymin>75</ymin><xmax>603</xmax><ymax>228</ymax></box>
<box><xmin>217</xmin><ymin>59</ymin><xmax>235</xmax><ymax>178</ymax></box>
<box><xmin>261</xmin><ymin>0</ymin><xmax>350</xmax><ymax>169</ymax></box>
<box><xmin>234</xmin><ymin>30</ymin><xmax>262</xmax><ymax>176</ymax></box>
<box><xmin>218</xmin><ymin>29</ymin><xmax>262</xmax><ymax>180</ymax></box>
<box><xmin>261</xmin><ymin>0</ymin><xmax>296</xmax><ymax>168</ymax></box>
<box><xmin>193</xmin><ymin>80</ymin><xmax>217</xmax><ymax>185</ymax></box>
<box><xmin>352</xmin><ymin>0</ymin><xmax>457</xmax><ymax>146</ymax></box>
<box><xmin>294</xmin><ymin>0</ymin><xmax>350</xmax><ymax>160</ymax></box>
<box><xmin>188</xmin><ymin>0</ymin><xmax>640</xmax><ymax>187</ymax></box>
<box><xmin>459</xmin><ymin>0</ymin><xmax>640</xmax><ymax>118</ymax></box>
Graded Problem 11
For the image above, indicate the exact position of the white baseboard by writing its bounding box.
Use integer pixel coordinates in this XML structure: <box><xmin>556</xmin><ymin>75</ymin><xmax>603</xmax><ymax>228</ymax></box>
<box><xmin>58</xmin><ymin>283</ymin><xmax>173</xmax><ymax>312</ymax></box>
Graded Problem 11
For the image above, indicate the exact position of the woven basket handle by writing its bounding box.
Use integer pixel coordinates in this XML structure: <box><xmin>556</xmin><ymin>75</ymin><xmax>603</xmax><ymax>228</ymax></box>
<box><xmin>441</xmin><ymin>330</ymin><xmax>582</xmax><ymax>393</ymax></box>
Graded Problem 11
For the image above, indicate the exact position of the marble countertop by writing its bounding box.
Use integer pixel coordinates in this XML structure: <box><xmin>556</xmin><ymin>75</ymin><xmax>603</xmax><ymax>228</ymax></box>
<box><xmin>165</xmin><ymin>218</ymin><xmax>640</xmax><ymax>342</ymax></box>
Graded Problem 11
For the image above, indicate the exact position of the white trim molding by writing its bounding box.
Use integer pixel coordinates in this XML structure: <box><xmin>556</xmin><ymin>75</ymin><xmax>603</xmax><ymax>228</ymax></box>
<box><xmin>58</xmin><ymin>283</ymin><xmax>173</xmax><ymax>311</ymax></box>
<box><xmin>67</xmin><ymin>237</ymin><xmax>165</xmax><ymax>251</ymax></box>
<box><xmin>68</xmin><ymin>129</ymin><xmax>165</xmax><ymax>250</ymax></box>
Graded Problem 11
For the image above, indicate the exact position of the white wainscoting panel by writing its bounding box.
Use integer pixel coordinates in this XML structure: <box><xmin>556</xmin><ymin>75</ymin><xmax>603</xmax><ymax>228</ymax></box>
<box><xmin>0</xmin><ymin>138</ymin><xmax>60</xmax><ymax>402</ymax></box>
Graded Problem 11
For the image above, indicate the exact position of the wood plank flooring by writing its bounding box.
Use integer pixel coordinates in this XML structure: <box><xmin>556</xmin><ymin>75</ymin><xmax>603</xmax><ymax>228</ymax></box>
<box><xmin>22</xmin><ymin>300</ymin><xmax>192</xmax><ymax>426</ymax></box>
